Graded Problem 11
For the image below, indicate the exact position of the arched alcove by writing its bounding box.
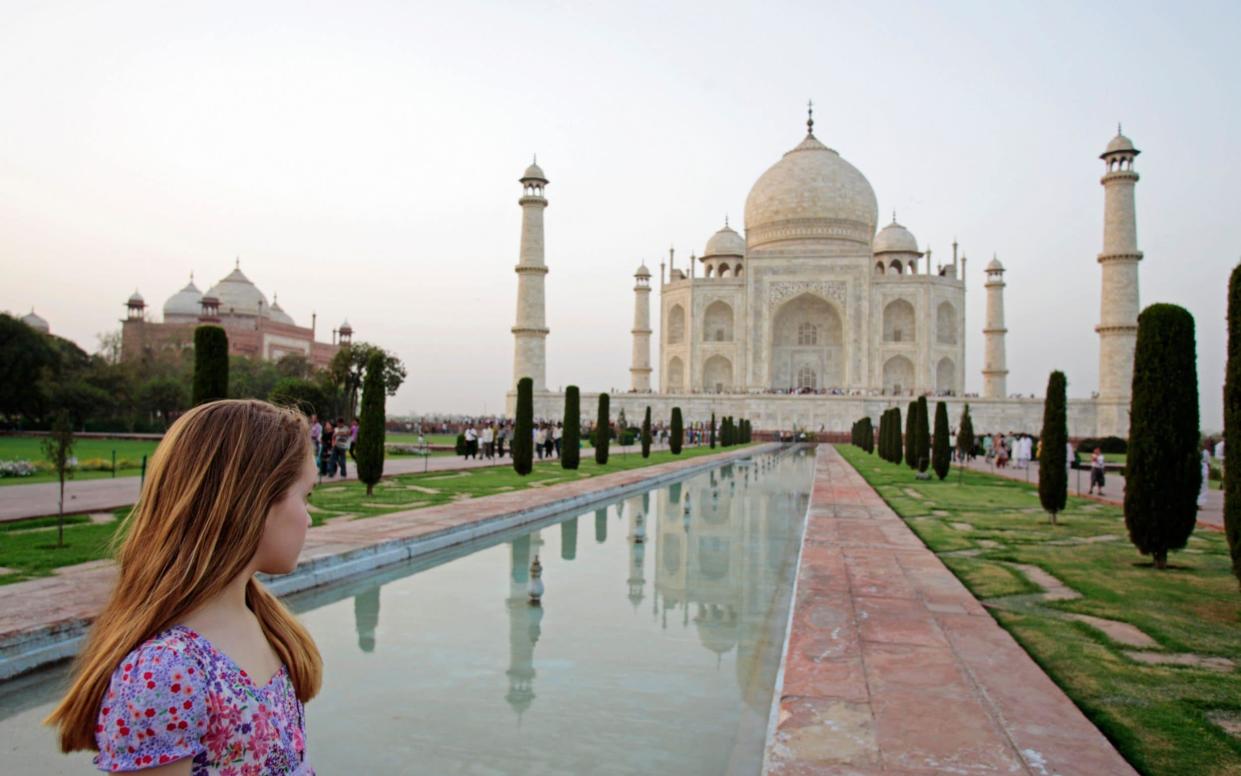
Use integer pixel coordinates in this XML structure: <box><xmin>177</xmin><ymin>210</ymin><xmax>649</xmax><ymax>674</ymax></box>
<box><xmin>667</xmin><ymin>304</ymin><xmax>685</xmax><ymax>344</ymax></box>
<box><xmin>703</xmin><ymin>300</ymin><xmax>734</xmax><ymax>342</ymax></box>
<box><xmin>936</xmin><ymin>301</ymin><xmax>957</xmax><ymax>345</ymax></box>
<box><xmin>883</xmin><ymin>355</ymin><xmax>915</xmax><ymax>395</ymax></box>
<box><xmin>703</xmin><ymin>355</ymin><xmax>733</xmax><ymax>393</ymax></box>
<box><xmin>936</xmin><ymin>357</ymin><xmax>955</xmax><ymax>394</ymax></box>
<box><xmin>883</xmin><ymin>299</ymin><xmax>916</xmax><ymax>343</ymax></box>
<box><xmin>769</xmin><ymin>293</ymin><xmax>844</xmax><ymax>389</ymax></box>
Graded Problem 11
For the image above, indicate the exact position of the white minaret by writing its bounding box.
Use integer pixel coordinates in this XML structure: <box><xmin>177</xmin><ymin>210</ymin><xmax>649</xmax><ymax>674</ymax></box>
<box><xmin>512</xmin><ymin>159</ymin><xmax>550</xmax><ymax>391</ymax></box>
<box><xmin>982</xmin><ymin>256</ymin><xmax>1008</xmax><ymax>399</ymax></box>
<box><xmin>630</xmin><ymin>263</ymin><xmax>653</xmax><ymax>392</ymax></box>
<box><xmin>1096</xmin><ymin>128</ymin><xmax>1142</xmax><ymax>419</ymax></box>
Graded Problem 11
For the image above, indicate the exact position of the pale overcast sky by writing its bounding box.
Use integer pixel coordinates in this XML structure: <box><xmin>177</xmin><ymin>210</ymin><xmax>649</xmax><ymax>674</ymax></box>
<box><xmin>1</xmin><ymin>0</ymin><xmax>1233</xmax><ymax>428</ymax></box>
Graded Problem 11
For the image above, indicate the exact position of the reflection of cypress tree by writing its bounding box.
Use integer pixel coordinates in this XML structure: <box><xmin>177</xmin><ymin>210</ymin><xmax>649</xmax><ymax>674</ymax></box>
<box><xmin>354</xmin><ymin>586</ymin><xmax>381</xmax><ymax>654</ymax></box>
<box><xmin>595</xmin><ymin>508</ymin><xmax>608</xmax><ymax>543</ymax></box>
<box><xmin>511</xmin><ymin>535</ymin><xmax>531</xmax><ymax>584</ymax></box>
<box><xmin>561</xmin><ymin>517</ymin><xmax>578</xmax><ymax>560</ymax></box>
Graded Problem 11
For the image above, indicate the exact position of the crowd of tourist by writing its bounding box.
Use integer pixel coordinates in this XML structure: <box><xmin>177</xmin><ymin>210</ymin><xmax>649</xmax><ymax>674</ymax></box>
<box><xmin>309</xmin><ymin>414</ymin><xmax>358</xmax><ymax>477</ymax></box>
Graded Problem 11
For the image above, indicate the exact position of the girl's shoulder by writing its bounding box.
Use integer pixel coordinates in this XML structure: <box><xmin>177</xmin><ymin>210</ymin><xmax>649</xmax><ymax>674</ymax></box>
<box><xmin>117</xmin><ymin>625</ymin><xmax>208</xmax><ymax>675</ymax></box>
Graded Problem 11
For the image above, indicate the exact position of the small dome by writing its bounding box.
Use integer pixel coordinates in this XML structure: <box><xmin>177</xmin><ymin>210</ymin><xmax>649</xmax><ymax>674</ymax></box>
<box><xmin>873</xmin><ymin>219</ymin><xmax>920</xmax><ymax>255</ymax></box>
<box><xmin>339</xmin><ymin>319</ymin><xmax>352</xmax><ymax>332</ymax></box>
<box><xmin>268</xmin><ymin>295</ymin><xmax>295</xmax><ymax>326</ymax></box>
<box><xmin>521</xmin><ymin>161</ymin><xmax>547</xmax><ymax>182</ymax></box>
<box><xmin>162</xmin><ymin>277</ymin><xmax>202</xmax><ymax>320</ymax></box>
<box><xmin>205</xmin><ymin>264</ymin><xmax>269</xmax><ymax>317</ymax></box>
<box><xmin>634</xmin><ymin>263</ymin><xmax>651</xmax><ymax>278</ymax></box>
<box><xmin>127</xmin><ymin>290</ymin><xmax>145</xmax><ymax>305</ymax></box>
<box><xmin>1102</xmin><ymin>132</ymin><xmax>1138</xmax><ymax>157</ymax></box>
<box><xmin>703</xmin><ymin>223</ymin><xmax>746</xmax><ymax>258</ymax></box>
<box><xmin>986</xmin><ymin>257</ymin><xmax>1004</xmax><ymax>272</ymax></box>
<box><xmin>21</xmin><ymin>310</ymin><xmax>49</xmax><ymax>333</ymax></box>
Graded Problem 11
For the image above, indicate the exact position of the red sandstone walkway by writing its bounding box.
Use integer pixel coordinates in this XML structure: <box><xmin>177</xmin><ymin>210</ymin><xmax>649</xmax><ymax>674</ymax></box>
<box><xmin>764</xmin><ymin>446</ymin><xmax>1135</xmax><ymax>775</ymax></box>
<box><xmin>0</xmin><ymin>442</ymin><xmax>674</xmax><ymax>523</ymax></box>
<box><xmin>959</xmin><ymin>456</ymin><xmax>1225</xmax><ymax>531</ymax></box>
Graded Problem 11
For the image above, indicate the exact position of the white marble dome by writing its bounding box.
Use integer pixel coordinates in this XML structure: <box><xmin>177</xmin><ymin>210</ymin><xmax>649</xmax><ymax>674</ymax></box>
<box><xmin>268</xmin><ymin>295</ymin><xmax>295</xmax><ymax>325</ymax></box>
<box><xmin>205</xmin><ymin>265</ymin><xmax>269</xmax><ymax>317</ymax></box>
<box><xmin>21</xmin><ymin>310</ymin><xmax>49</xmax><ymax>333</ymax></box>
<box><xmin>162</xmin><ymin>277</ymin><xmax>202</xmax><ymax>321</ymax></box>
<box><xmin>744</xmin><ymin>133</ymin><xmax>878</xmax><ymax>249</ymax></box>
<box><xmin>873</xmin><ymin>220</ymin><xmax>920</xmax><ymax>255</ymax></box>
<box><xmin>521</xmin><ymin>161</ymin><xmax>547</xmax><ymax>181</ymax></box>
<box><xmin>1103</xmin><ymin>132</ymin><xmax>1137</xmax><ymax>156</ymax></box>
<box><xmin>703</xmin><ymin>223</ymin><xmax>746</xmax><ymax>258</ymax></box>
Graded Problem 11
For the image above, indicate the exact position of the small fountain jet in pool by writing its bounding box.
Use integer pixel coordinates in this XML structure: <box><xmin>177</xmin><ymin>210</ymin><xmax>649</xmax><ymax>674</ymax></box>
<box><xmin>528</xmin><ymin>556</ymin><xmax>544</xmax><ymax>605</ymax></box>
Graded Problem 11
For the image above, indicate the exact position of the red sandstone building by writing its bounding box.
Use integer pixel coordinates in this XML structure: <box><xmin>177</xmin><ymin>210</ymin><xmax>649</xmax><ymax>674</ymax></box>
<box><xmin>120</xmin><ymin>262</ymin><xmax>348</xmax><ymax>368</ymax></box>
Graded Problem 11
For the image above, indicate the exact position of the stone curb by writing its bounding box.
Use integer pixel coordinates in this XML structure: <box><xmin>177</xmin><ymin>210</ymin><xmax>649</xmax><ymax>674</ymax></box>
<box><xmin>0</xmin><ymin>443</ymin><xmax>778</xmax><ymax>681</ymax></box>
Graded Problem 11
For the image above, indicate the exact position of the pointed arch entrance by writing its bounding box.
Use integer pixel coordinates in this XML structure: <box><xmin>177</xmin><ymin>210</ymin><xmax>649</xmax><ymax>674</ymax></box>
<box><xmin>769</xmin><ymin>293</ymin><xmax>844</xmax><ymax>390</ymax></box>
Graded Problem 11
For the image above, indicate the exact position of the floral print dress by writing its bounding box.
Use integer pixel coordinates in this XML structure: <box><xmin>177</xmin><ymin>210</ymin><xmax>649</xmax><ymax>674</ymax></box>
<box><xmin>94</xmin><ymin>625</ymin><xmax>312</xmax><ymax>775</ymax></box>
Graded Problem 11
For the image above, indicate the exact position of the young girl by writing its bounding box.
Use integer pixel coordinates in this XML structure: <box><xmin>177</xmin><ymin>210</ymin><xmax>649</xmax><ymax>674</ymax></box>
<box><xmin>46</xmin><ymin>399</ymin><xmax>323</xmax><ymax>774</ymax></box>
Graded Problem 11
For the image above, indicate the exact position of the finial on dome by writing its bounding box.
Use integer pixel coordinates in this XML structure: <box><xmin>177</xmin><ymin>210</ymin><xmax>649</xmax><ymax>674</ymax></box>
<box><xmin>724</xmin><ymin>214</ymin><xmax>729</xmax><ymax>228</ymax></box>
<box><xmin>806</xmin><ymin>99</ymin><xmax>814</xmax><ymax>135</ymax></box>
<box><xmin>235</xmin><ymin>256</ymin><xmax>240</xmax><ymax>269</ymax></box>
<box><xmin>891</xmin><ymin>210</ymin><xmax>897</xmax><ymax>224</ymax></box>
<box><xmin>1118</xmin><ymin>122</ymin><xmax>1122</xmax><ymax>135</ymax></box>
<box><xmin>533</xmin><ymin>153</ymin><xmax>537</xmax><ymax>164</ymax></box>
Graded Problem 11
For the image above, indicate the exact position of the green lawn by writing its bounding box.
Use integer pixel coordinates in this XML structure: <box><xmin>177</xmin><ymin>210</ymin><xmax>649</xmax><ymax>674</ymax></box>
<box><xmin>835</xmin><ymin>444</ymin><xmax>1241</xmax><ymax>776</ymax></box>
<box><xmin>308</xmin><ymin>444</ymin><xmax>741</xmax><ymax>525</ymax></box>
<box><xmin>386</xmin><ymin>433</ymin><xmax>457</xmax><ymax>446</ymax></box>
<box><xmin>0</xmin><ymin>508</ymin><xmax>131</xmax><ymax>585</ymax></box>
<box><xmin>0</xmin><ymin>444</ymin><xmax>749</xmax><ymax>582</ymax></box>
<box><xmin>0</xmin><ymin>437</ymin><xmax>160</xmax><ymax>486</ymax></box>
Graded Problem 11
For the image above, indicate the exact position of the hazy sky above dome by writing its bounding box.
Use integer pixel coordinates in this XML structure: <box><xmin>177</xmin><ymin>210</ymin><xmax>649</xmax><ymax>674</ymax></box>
<box><xmin>1</xmin><ymin>0</ymin><xmax>1234</xmax><ymax>428</ymax></box>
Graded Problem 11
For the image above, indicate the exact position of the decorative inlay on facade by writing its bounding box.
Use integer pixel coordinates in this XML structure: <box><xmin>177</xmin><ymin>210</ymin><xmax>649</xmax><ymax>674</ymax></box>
<box><xmin>768</xmin><ymin>280</ymin><xmax>847</xmax><ymax>310</ymax></box>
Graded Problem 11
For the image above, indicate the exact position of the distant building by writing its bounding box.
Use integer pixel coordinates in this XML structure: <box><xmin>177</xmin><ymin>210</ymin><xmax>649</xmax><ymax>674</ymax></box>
<box><xmin>120</xmin><ymin>261</ymin><xmax>349</xmax><ymax>368</ymax></box>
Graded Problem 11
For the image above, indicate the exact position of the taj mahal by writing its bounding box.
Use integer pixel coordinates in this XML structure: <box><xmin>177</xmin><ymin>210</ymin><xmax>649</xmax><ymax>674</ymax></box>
<box><xmin>507</xmin><ymin>107</ymin><xmax>1143</xmax><ymax>439</ymax></box>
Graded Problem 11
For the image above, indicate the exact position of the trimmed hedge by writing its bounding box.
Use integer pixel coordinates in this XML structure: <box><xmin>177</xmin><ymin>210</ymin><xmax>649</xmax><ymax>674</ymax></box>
<box><xmin>562</xmin><ymin>386</ymin><xmax>580</xmax><ymax>470</ymax></box>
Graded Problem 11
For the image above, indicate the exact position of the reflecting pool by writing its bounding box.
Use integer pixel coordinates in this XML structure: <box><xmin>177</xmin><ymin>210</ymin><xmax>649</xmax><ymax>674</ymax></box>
<box><xmin>0</xmin><ymin>449</ymin><xmax>813</xmax><ymax>774</ymax></box>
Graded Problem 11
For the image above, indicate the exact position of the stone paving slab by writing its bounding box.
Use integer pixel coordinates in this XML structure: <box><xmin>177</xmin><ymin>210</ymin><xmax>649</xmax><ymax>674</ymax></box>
<box><xmin>764</xmin><ymin>446</ymin><xmax>1135</xmax><ymax>775</ymax></box>
<box><xmin>0</xmin><ymin>443</ymin><xmax>768</xmax><ymax>679</ymax></box>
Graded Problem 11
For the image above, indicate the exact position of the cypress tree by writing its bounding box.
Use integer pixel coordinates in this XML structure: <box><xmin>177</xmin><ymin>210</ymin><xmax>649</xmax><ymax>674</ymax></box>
<box><xmin>710</xmin><ymin>412</ymin><xmax>717</xmax><ymax>449</ymax></box>
<box><xmin>513</xmin><ymin>377</ymin><xmax>534</xmax><ymax>475</ymax></box>
<box><xmin>932</xmin><ymin>401</ymin><xmax>950</xmax><ymax>480</ymax></box>
<box><xmin>915</xmin><ymin>396</ymin><xmax>931</xmax><ymax>473</ymax></box>
<box><xmin>562</xmin><ymin>386</ymin><xmax>580</xmax><ymax>470</ymax></box>
<box><xmin>670</xmin><ymin>407</ymin><xmax>683</xmax><ymax>454</ymax></box>
<box><xmin>958</xmin><ymin>404</ymin><xmax>975</xmax><ymax>462</ymax></box>
<box><xmin>1125</xmin><ymin>304</ymin><xmax>1200</xmax><ymax>569</ymax></box>
<box><xmin>595</xmin><ymin>392</ymin><xmax>610</xmax><ymax>465</ymax></box>
<box><xmin>905</xmin><ymin>401</ymin><xmax>918</xmax><ymax>469</ymax></box>
<box><xmin>192</xmin><ymin>325</ymin><xmax>229</xmax><ymax>405</ymax></box>
<box><xmin>356</xmin><ymin>351</ymin><xmax>387</xmax><ymax>496</ymax></box>
<box><xmin>1227</xmin><ymin>264</ymin><xmax>1241</xmax><ymax>590</ymax></box>
<box><xmin>864</xmin><ymin>417</ymin><xmax>873</xmax><ymax>453</ymax></box>
<box><xmin>876</xmin><ymin>414</ymin><xmax>885</xmax><ymax>458</ymax></box>
<box><xmin>891</xmin><ymin>407</ymin><xmax>902</xmax><ymax>463</ymax></box>
<box><xmin>641</xmin><ymin>406</ymin><xmax>652</xmax><ymax>458</ymax></box>
<box><xmin>1039</xmin><ymin>371</ymin><xmax>1069</xmax><ymax>524</ymax></box>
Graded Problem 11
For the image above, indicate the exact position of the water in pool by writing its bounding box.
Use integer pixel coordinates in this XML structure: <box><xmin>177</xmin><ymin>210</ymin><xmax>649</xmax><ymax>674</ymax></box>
<box><xmin>0</xmin><ymin>449</ymin><xmax>813</xmax><ymax>774</ymax></box>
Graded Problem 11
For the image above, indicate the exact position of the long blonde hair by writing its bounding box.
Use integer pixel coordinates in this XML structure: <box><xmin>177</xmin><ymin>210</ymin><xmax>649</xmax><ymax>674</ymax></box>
<box><xmin>46</xmin><ymin>399</ymin><xmax>323</xmax><ymax>752</ymax></box>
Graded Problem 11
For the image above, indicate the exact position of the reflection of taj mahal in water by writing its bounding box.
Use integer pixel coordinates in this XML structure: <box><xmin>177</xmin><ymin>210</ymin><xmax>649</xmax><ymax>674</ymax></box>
<box><xmin>508</xmin><ymin>108</ymin><xmax>1147</xmax><ymax>438</ymax></box>
<box><xmin>500</xmin><ymin>456</ymin><xmax>807</xmax><ymax>720</ymax></box>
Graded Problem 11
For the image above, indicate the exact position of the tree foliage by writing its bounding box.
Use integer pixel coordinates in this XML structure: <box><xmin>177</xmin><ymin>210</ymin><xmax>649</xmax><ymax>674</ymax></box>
<box><xmin>268</xmin><ymin>377</ymin><xmax>328</xmax><ymax>419</ymax></box>
<box><xmin>915</xmin><ymin>396</ymin><xmax>931</xmax><ymax>473</ymax></box>
<box><xmin>641</xmin><ymin>406</ymin><xmax>652</xmax><ymax>458</ymax></box>
<box><xmin>513</xmin><ymin>377</ymin><xmax>534</xmax><ymax>475</ymax></box>
<box><xmin>192</xmin><ymin>325</ymin><xmax>229</xmax><ymax>406</ymax></box>
<box><xmin>1227</xmin><ymin>264</ymin><xmax>1241</xmax><ymax>590</ymax></box>
<box><xmin>710</xmin><ymin>412</ymin><xmax>716</xmax><ymax>449</ymax></box>
<box><xmin>562</xmin><ymin>386</ymin><xmax>580</xmax><ymax>470</ymax></box>
<box><xmin>355</xmin><ymin>351</ymin><xmax>387</xmax><ymax>496</ymax></box>
<box><xmin>904</xmin><ymin>401</ymin><xmax>917</xmax><ymax>469</ymax></box>
<box><xmin>327</xmin><ymin>342</ymin><xmax>407</xmax><ymax>420</ymax></box>
<box><xmin>41</xmin><ymin>410</ymin><xmax>75</xmax><ymax>547</ymax></box>
<box><xmin>1125</xmin><ymin>304</ymin><xmax>1200</xmax><ymax>569</ymax></box>
<box><xmin>1039</xmin><ymin>371</ymin><xmax>1068</xmax><ymax>523</ymax></box>
<box><xmin>595</xmin><ymin>393</ymin><xmax>610</xmax><ymax>465</ymax></box>
<box><xmin>957</xmin><ymin>404</ymin><xmax>975</xmax><ymax>461</ymax></box>
<box><xmin>932</xmin><ymin>402</ymin><xmax>950</xmax><ymax>480</ymax></box>
<box><xmin>670</xmin><ymin>407</ymin><xmax>683</xmax><ymax>454</ymax></box>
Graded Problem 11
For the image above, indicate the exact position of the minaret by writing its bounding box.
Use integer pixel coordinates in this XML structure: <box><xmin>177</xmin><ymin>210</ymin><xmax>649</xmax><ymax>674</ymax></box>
<box><xmin>630</xmin><ymin>263</ymin><xmax>653</xmax><ymax>392</ymax></box>
<box><xmin>512</xmin><ymin>158</ymin><xmax>550</xmax><ymax>391</ymax></box>
<box><xmin>1096</xmin><ymin>127</ymin><xmax>1142</xmax><ymax>413</ymax></box>
<box><xmin>982</xmin><ymin>256</ymin><xmax>1008</xmax><ymax>399</ymax></box>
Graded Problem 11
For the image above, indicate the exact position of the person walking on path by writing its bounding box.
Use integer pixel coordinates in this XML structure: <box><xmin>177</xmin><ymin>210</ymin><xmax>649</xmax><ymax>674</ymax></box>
<box><xmin>482</xmin><ymin>424</ymin><xmax>495</xmax><ymax>460</ymax></box>
<box><xmin>497</xmin><ymin>424</ymin><xmax>507</xmax><ymax>459</ymax></box>
<box><xmin>553</xmin><ymin>422</ymin><xmax>563</xmax><ymax>458</ymax></box>
<box><xmin>310</xmin><ymin>414</ymin><xmax>322</xmax><ymax>461</ymax></box>
<box><xmin>464</xmin><ymin>426</ymin><xmax>478</xmax><ymax>460</ymax></box>
<box><xmin>332</xmin><ymin>417</ymin><xmax>351</xmax><ymax>477</ymax></box>
<box><xmin>319</xmin><ymin>420</ymin><xmax>336</xmax><ymax>477</ymax></box>
<box><xmin>535</xmin><ymin>424</ymin><xmax>546</xmax><ymax>460</ymax></box>
<box><xmin>1200</xmin><ymin>445</ymin><xmax>1212</xmax><ymax>506</ymax></box>
<box><xmin>1089</xmin><ymin>447</ymin><xmax>1106</xmax><ymax>495</ymax></box>
<box><xmin>45</xmin><ymin>399</ymin><xmax>322</xmax><ymax>773</ymax></box>
<box><xmin>349</xmin><ymin>417</ymin><xmax>360</xmax><ymax>461</ymax></box>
